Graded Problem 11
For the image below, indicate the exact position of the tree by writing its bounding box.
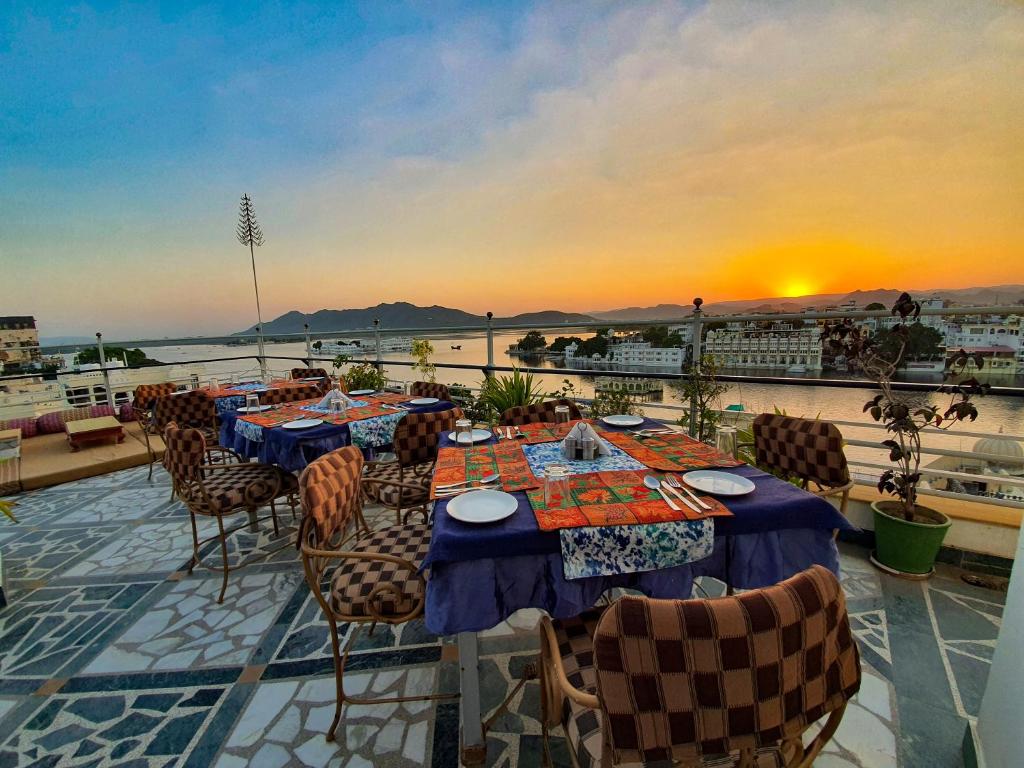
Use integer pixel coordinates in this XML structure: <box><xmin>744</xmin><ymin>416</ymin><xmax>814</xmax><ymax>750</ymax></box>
<box><xmin>671</xmin><ymin>355</ymin><xmax>729</xmax><ymax>442</ymax></box>
<box><xmin>312</xmin><ymin>340</ymin><xmax>322</xmax><ymax>352</ymax></box>
<box><xmin>514</xmin><ymin>330</ymin><xmax>547</xmax><ymax>351</ymax></box>
<box><xmin>871</xmin><ymin>322</ymin><xmax>944</xmax><ymax>363</ymax></box>
<box><xmin>236</xmin><ymin>193</ymin><xmax>267</xmax><ymax>378</ymax></box>
<box><xmin>641</xmin><ymin>325</ymin><xmax>684</xmax><ymax>348</ymax></box>
<box><xmin>865</xmin><ymin>302</ymin><xmax>886</xmax><ymax>311</ymax></box>
<box><xmin>550</xmin><ymin>336</ymin><xmax>583</xmax><ymax>353</ymax></box>
<box><xmin>577</xmin><ymin>328</ymin><xmax>611</xmax><ymax>357</ymax></box>
<box><xmin>411</xmin><ymin>339</ymin><xmax>436</xmax><ymax>382</ymax></box>
<box><xmin>77</xmin><ymin>346</ymin><xmax>159</xmax><ymax>367</ymax></box>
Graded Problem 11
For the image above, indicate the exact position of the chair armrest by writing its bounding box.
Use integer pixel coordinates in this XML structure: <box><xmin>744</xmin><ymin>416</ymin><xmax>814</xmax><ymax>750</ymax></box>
<box><xmin>204</xmin><ymin>445</ymin><xmax>244</xmax><ymax>465</ymax></box>
<box><xmin>361</xmin><ymin>476</ymin><xmax>430</xmax><ymax>495</ymax></box>
<box><xmin>539</xmin><ymin>616</ymin><xmax>600</xmax><ymax>710</ymax></box>
<box><xmin>809</xmin><ymin>479</ymin><xmax>854</xmax><ymax>498</ymax></box>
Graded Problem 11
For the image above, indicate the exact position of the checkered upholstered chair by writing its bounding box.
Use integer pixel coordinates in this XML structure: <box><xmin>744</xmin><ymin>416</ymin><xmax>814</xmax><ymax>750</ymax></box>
<box><xmin>362</xmin><ymin>407</ymin><xmax>463</xmax><ymax>525</ymax></box>
<box><xmin>163</xmin><ymin>423</ymin><xmax>299</xmax><ymax>603</ymax></box>
<box><xmin>261</xmin><ymin>382</ymin><xmax>322</xmax><ymax>405</ymax></box>
<box><xmin>539</xmin><ymin>566</ymin><xmax>861</xmax><ymax>768</ymax></box>
<box><xmin>751</xmin><ymin>414</ymin><xmax>854</xmax><ymax>525</ymax></box>
<box><xmin>500</xmin><ymin>398</ymin><xmax>582</xmax><ymax>426</ymax></box>
<box><xmin>298</xmin><ymin>446</ymin><xmax>455</xmax><ymax>742</ymax></box>
<box><xmin>410</xmin><ymin>381</ymin><xmax>450</xmax><ymax>401</ymax></box>
<box><xmin>132</xmin><ymin>383</ymin><xmax>178</xmax><ymax>479</ymax></box>
<box><xmin>291</xmin><ymin>367</ymin><xmax>332</xmax><ymax>395</ymax></box>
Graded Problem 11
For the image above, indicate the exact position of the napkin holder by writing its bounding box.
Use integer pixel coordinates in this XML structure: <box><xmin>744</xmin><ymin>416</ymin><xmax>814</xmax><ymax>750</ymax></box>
<box><xmin>317</xmin><ymin>389</ymin><xmax>356</xmax><ymax>409</ymax></box>
<box><xmin>560</xmin><ymin>422</ymin><xmax>610</xmax><ymax>461</ymax></box>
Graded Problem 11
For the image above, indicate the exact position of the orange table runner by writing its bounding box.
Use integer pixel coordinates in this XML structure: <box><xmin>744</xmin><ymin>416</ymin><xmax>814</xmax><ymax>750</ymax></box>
<box><xmin>237</xmin><ymin>396</ymin><xmax>404</xmax><ymax>428</ymax></box>
<box><xmin>598</xmin><ymin>430</ymin><xmax>744</xmax><ymax>472</ymax></box>
<box><xmin>430</xmin><ymin>442</ymin><xmax>541</xmax><ymax>499</ymax></box>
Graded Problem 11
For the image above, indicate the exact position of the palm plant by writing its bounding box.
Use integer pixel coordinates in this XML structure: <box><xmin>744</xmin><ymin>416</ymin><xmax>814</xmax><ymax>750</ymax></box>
<box><xmin>477</xmin><ymin>369</ymin><xmax>545</xmax><ymax>421</ymax></box>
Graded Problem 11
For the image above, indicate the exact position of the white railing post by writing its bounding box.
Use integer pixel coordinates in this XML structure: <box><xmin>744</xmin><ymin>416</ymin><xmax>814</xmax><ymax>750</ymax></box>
<box><xmin>485</xmin><ymin>312</ymin><xmax>495</xmax><ymax>379</ymax></box>
<box><xmin>255</xmin><ymin>325</ymin><xmax>268</xmax><ymax>382</ymax></box>
<box><xmin>304</xmin><ymin>323</ymin><xmax>312</xmax><ymax>364</ymax></box>
<box><xmin>95</xmin><ymin>332</ymin><xmax>114</xmax><ymax>407</ymax></box>
<box><xmin>688</xmin><ymin>298</ymin><xmax>704</xmax><ymax>437</ymax></box>
<box><xmin>374</xmin><ymin>319</ymin><xmax>382</xmax><ymax>371</ymax></box>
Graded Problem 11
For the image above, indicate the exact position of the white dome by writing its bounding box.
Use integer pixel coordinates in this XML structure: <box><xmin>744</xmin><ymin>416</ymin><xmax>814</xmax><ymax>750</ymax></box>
<box><xmin>973</xmin><ymin>428</ymin><xmax>1024</xmax><ymax>463</ymax></box>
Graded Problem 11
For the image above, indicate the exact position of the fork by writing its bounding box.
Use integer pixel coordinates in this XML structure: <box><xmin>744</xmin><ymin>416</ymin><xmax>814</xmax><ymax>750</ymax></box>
<box><xmin>667</xmin><ymin>475</ymin><xmax>711</xmax><ymax>510</ymax></box>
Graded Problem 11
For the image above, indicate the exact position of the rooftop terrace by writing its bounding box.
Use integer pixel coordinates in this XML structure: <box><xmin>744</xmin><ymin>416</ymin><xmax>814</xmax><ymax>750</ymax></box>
<box><xmin>0</xmin><ymin>464</ymin><xmax>1008</xmax><ymax>767</ymax></box>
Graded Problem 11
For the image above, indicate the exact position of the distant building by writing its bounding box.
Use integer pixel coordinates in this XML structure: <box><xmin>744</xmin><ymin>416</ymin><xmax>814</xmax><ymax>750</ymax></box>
<box><xmin>944</xmin><ymin>315</ymin><xmax>1023</xmax><ymax>374</ymax></box>
<box><xmin>564</xmin><ymin>333</ymin><xmax>683</xmax><ymax>370</ymax></box>
<box><xmin>704</xmin><ymin>322</ymin><xmax>823</xmax><ymax>372</ymax></box>
<box><xmin>0</xmin><ymin>316</ymin><xmax>40</xmax><ymax>367</ymax></box>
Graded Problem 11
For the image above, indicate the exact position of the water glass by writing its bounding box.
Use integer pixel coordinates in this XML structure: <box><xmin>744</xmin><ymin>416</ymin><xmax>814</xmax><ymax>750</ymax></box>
<box><xmin>554</xmin><ymin>404</ymin><xmax>571</xmax><ymax>436</ymax></box>
<box><xmin>328</xmin><ymin>397</ymin><xmax>347</xmax><ymax>418</ymax></box>
<box><xmin>455</xmin><ymin>418</ymin><xmax>473</xmax><ymax>446</ymax></box>
<box><xmin>209</xmin><ymin>378</ymin><xmax>219</xmax><ymax>391</ymax></box>
<box><xmin>715</xmin><ymin>426</ymin><xmax>738</xmax><ymax>458</ymax></box>
<box><xmin>543</xmin><ymin>463</ymin><xmax>570</xmax><ymax>507</ymax></box>
<box><xmin>245</xmin><ymin>393</ymin><xmax>260</xmax><ymax>412</ymax></box>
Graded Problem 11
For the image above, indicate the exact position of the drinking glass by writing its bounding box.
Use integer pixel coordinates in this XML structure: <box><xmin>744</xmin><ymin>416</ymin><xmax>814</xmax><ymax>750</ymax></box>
<box><xmin>544</xmin><ymin>463</ymin><xmax>570</xmax><ymax>507</ymax></box>
<box><xmin>554</xmin><ymin>404</ymin><xmax>571</xmax><ymax>436</ymax></box>
<box><xmin>715</xmin><ymin>426</ymin><xmax>738</xmax><ymax>458</ymax></box>
<box><xmin>328</xmin><ymin>397</ymin><xmax>347</xmax><ymax>419</ymax></box>
<box><xmin>455</xmin><ymin>418</ymin><xmax>473</xmax><ymax>446</ymax></box>
<box><xmin>245</xmin><ymin>393</ymin><xmax>260</xmax><ymax>412</ymax></box>
<box><xmin>209</xmin><ymin>378</ymin><xmax>219</xmax><ymax>391</ymax></box>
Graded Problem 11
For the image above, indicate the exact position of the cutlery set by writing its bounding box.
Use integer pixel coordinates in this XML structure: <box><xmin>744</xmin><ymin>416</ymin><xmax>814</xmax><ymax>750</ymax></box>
<box><xmin>434</xmin><ymin>473</ymin><xmax>501</xmax><ymax>497</ymax></box>
<box><xmin>643</xmin><ymin>473</ymin><xmax>712</xmax><ymax>514</ymax></box>
<box><xmin>496</xmin><ymin>426</ymin><xmax>525</xmax><ymax>440</ymax></box>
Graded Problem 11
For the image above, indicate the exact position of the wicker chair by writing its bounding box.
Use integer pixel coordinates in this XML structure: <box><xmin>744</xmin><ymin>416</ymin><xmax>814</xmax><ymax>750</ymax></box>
<box><xmin>298</xmin><ymin>445</ymin><xmax>456</xmax><ymax>741</ymax></box>
<box><xmin>410</xmin><ymin>381</ymin><xmax>450</xmax><ymax>401</ymax></box>
<box><xmin>291</xmin><ymin>368</ymin><xmax>332</xmax><ymax>395</ymax></box>
<box><xmin>261</xmin><ymin>383</ymin><xmax>323</xmax><ymax>405</ymax></box>
<box><xmin>539</xmin><ymin>565</ymin><xmax>861</xmax><ymax>768</ymax></box>
<box><xmin>362</xmin><ymin>408</ymin><xmax>462</xmax><ymax>525</ymax></box>
<box><xmin>500</xmin><ymin>398</ymin><xmax>582</xmax><ymax>426</ymax></box>
<box><xmin>751</xmin><ymin>414</ymin><xmax>853</xmax><ymax>524</ymax></box>
<box><xmin>163</xmin><ymin>423</ymin><xmax>299</xmax><ymax>603</ymax></box>
<box><xmin>131</xmin><ymin>383</ymin><xmax>178</xmax><ymax>479</ymax></box>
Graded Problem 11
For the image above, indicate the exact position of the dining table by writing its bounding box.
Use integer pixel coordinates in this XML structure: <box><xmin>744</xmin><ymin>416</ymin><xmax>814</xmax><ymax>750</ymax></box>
<box><xmin>423</xmin><ymin>417</ymin><xmax>855</xmax><ymax>765</ymax></box>
<box><xmin>218</xmin><ymin>392</ymin><xmax>457</xmax><ymax>472</ymax></box>
<box><xmin>203</xmin><ymin>379</ymin><xmax>322</xmax><ymax>416</ymax></box>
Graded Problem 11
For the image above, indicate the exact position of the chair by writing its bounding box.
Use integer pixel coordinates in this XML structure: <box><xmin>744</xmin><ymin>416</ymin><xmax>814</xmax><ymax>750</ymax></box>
<box><xmin>362</xmin><ymin>408</ymin><xmax>462</xmax><ymax>525</ymax></box>
<box><xmin>261</xmin><ymin>383</ymin><xmax>322</xmax><ymax>405</ymax></box>
<box><xmin>751</xmin><ymin>414</ymin><xmax>853</xmax><ymax>521</ymax></box>
<box><xmin>291</xmin><ymin>368</ymin><xmax>332</xmax><ymax>395</ymax></box>
<box><xmin>298</xmin><ymin>445</ymin><xmax>455</xmax><ymax>741</ymax></box>
<box><xmin>500</xmin><ymin>398</ymin><xmax>582</xmax><ymax>426</ymax></box>
<box><xmin>539</xmin><ymin>565</ymin><xmax>861</xmax><ymax>768</ymax></box>
<box><xmin>410</xmin><ymin>381</ymin><xmax>450</xmax><ymax>401</ymax></box>
<box><xmin>132</xmin><ymin>383</ymin><xmax>178</xmax><ymax>479</ymax></box>
<box><xmin>153</xmin><ymin>390</ymin><xmax>219</xmax><ymax>442</ymax></box>
<box><xmin>163</xmin><ymin>423</ymin><xmax>299</xmax><ymax>603</ymax></box>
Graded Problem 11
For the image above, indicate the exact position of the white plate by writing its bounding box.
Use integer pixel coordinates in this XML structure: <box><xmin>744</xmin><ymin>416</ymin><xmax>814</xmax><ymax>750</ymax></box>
<box><xmin>448</xmin><ymin>429</ymin><xmax>492</xmax><ymax>444</ymax></box>
<box><xmin>281</xmin><ymin>418</ymin><xmax>323</xmax><ymax>430</ymax></box>
<box><xmin>601</xmin><ymin>414</ymin><xmax>644</xmax><ymax>427</ymax></box>
<box><xmin>301</xmin><ymin>377</ymin><xmax>324</xmax><ymax>382</ymax></box>
<box><xmin>446</xmin><ymin>490</ymin><xmax>518</xmax><ymax>524</ymax></box>
<box><xmin>409</xmin><ymin>397</ymin><xmax>439</xmax><ymax>406</ymax></box>
<box><xmin>237</xmin><ymin>405</ymin><xmax>272</xmax><ymax>413</ymax></box>
<box><xmin>682</xmin><ymin>470</ymin><xmax>755</xmax><ymax>496</ymax></box>
<box><xmin>348</xmin><ymin>389</ymin><xmax>375</xmax><ymax>396</ymax></box>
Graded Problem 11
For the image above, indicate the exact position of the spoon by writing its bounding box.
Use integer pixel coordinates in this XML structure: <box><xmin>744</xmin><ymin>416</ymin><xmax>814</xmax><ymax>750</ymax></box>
<box><xmin>435</xmin><ymin>473</ymin><xmax>500</xmax><ymax>491</ymax></box>
<box><xmin>666</xmin><ymin>475</ymin><xmax>711</xmax><ymax>510</ymax></box>
<box><xmin>643</xmin><ymin>475</ymin><xmax>680</xmax><ymax>511</ymax></box>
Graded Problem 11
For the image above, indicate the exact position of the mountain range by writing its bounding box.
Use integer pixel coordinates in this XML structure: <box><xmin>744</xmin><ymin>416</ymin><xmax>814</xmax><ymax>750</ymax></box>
<box><xmin>235</xmin><ymin>285</ymin><xmax>1024</xmax><ymax>335</ymax></box>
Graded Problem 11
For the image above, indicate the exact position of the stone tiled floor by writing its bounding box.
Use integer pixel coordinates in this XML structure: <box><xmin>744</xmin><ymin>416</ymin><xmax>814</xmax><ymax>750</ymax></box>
<box><xmin>0</xmin><ymin>465</ymin><xmax>1009</xmax><ymax>767</ymax></box>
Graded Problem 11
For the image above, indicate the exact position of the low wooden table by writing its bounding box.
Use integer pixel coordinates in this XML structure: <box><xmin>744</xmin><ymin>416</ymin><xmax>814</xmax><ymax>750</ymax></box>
<box><xmin>65</xmin><ymin>416</ymin><xmax>125</xmax><ymax>452</ymax></box>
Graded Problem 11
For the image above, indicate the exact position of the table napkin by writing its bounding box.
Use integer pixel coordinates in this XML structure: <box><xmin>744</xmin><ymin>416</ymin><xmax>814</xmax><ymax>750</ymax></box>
<box><xmin>317</xmin><ymin>389</ymin><xmax>358</xmax><ymax>409</ymax></box>
<box><xmin>560</xmin><ymin>421</ymin><xmax>611</xmax><ymax>459</ymax></box>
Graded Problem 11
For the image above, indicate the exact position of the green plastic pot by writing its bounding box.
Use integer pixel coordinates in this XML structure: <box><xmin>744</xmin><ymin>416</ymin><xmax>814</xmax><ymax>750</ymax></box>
<box><xmin>871</xmin><ymin>501</ymin><xmax>951</xmax><ymax>577</ymax></box>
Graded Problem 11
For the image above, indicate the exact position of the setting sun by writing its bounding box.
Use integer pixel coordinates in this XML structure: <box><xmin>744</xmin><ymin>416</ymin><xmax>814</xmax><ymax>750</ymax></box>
<box><xmin>781</xmin><ymin>279</ymin><xmax>816</xmax><ymax>298</ymax></box>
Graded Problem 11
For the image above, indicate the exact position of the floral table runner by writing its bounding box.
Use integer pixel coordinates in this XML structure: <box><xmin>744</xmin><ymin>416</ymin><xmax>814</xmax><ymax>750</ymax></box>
<box><xmin>598</xmin><ymin>429</ymin><xmax>744</xmax><ymax>471</ymax></box>
<box><xmin>431</xmin><ymin>442</ymin><xmax>540</xmax><ymax>499</ymax></box>
<box><xmin>559</xmin><ymin>518</ymin><xmax>714</xmax><ymax>580</ymax></box>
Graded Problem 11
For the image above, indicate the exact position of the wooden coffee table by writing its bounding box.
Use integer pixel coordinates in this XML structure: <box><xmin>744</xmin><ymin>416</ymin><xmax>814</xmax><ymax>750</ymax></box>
<box><xmin>65</xmin><ymin>416</ymin><xmax>125</xmax><ymax>452</ymax></box>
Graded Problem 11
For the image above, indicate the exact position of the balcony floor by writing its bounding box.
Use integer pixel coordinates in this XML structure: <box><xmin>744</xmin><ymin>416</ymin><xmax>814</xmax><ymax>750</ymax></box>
<box><xmin>0</xmin><ymin>465</ymin><xmax>1008</xmax><ymax>767</ymax></box>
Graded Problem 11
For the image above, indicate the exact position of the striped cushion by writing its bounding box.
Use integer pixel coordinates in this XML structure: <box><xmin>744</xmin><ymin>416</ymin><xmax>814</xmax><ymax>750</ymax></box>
<box><xmin>0</xmin><ymin>418</ymin><xmax>37</xmax><ymax>439</ymax></box>
<box><xmin>37</xmin><ymin>407</ymin><xmax>95</xmax><ymax>434</ymax></box>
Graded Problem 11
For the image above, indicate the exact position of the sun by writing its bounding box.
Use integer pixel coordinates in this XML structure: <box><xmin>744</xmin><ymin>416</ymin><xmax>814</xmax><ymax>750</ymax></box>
<box><xmin>780</xmin><ymin>279</ymin><xmax>815</xmax><ymax>298</ymax></box>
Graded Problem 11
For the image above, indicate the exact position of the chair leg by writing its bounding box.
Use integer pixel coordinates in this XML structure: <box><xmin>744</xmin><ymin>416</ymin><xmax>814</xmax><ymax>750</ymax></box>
<box><xmin>269</xmin><ymin>500</ymin><xmax>280</xmax><ymax>537</ymax></box>
<box><xmin>326</xmin><ymin>617</ymin><xmax>352</xmax><ymax>742</ymax></box>
<box><xmin>187</xmin><ymin>511</ymin><xmax>201</xmax><ymax>574</ymax></box>
<box><xmin>217</xmin><ymin>516</ymin><xmax>230</xmax><ymax>604</ymax></box>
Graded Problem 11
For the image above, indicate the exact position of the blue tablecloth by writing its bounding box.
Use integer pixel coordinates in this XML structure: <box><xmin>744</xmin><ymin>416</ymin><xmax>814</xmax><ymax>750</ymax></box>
<box><xmin>423</xmin><ymin>417</ymin><xmax>854</xmax><ymax>635</ymax></box>
<box><xmin>219</xmin><ymin>399</ymin><xmax>456</xmax><ymax>472</ymax></box>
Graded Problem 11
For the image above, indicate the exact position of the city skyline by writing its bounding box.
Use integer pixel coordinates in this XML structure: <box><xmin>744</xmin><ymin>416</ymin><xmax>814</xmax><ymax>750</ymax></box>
<box><xmin>2</xmin><ymin>1</ymin><xmax>1023</xmax><ymax>337</ymax></box>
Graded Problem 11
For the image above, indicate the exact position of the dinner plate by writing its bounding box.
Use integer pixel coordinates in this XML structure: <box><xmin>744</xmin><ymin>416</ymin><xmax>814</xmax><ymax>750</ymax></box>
<box><xmin>682</xmin><ymin>470</ymin><xmax>755</xmax><ymax>496</ymax></box>
<box><xmin>446</xmin><ymin>489</ymin><xmax>518</xmax><ymax>524</ymax></box>
<box><xmin>448</xmin><ymin>429</ymin><xmax>492</xmax><ymax>444</ymax></box>
<box><xmin>237</xmin><ymin>405</ymin><xmax>272</xmax><ymax>413</ymax></box>
<box><xmin>601</xmin><ymin>414</ymin><xmax>644</xmax><ymax>427</ymax></box>
<box><xmin>281</xmin><ymin>418</ymin><xmax>323</xmax><ymax>430</ymax></box>
<box><xmin>348</xmin><ymin>389</ymin><xmax>375</xmax><ymax>396</ymax></box>
<box><xmin>409</xmin><ymin>397</ymin><xmax>439</xmax><ymax>406</ymax></box>
<box><xmin>301</xmin><ymin>377</ymin><xmax>324</xmax><ymax>382</ymax></box>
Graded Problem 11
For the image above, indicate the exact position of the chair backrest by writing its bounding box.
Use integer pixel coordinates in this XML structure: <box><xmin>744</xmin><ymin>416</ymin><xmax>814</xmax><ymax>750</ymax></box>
<box><xmin>162</xmin><ymin>422</ymin><xmax>207</xmax><ymax>488</ymax></box>
<box><xmin>410</xmin><ymin>381</ymin><xmax>450</xmax><ymax>401</ymax></box>
<box><xmin>291</xmin><ymin>367</ymin><xmax>330</xmax><ymax>380</ymax></box>
<box><xmin>752</xmin><ymin>413</ymin><xmax>849</xmax><ymax>489</ymax></box>
<box><xmin>262</xmin><ymin>383</ymin><xmax>322</xmax><ymax>405</ymax></box>
<box><xmin>133</xmin><ymin>382</ymin><xmax>177</xmax><ymax>410</ymax></box>
<box><xmin>393</xmin><ymin>407</ymin><xmax>462</xmax><ymax>467</ymax></box>
<box><xmin>500</xmin><ymin>398</ymin><xmax>582</xmax><ymax>426</ymax></box>
<box><xmin>592</xmin><ymin>565</ymin><xmax>860</xmax><ymax>764</ymax></box>
<box><xmin>153</xmin><ymin>390</ymin><xmax>215</xmax><ymax>431</ymax></box>
<box><xmin>299</xmin><ymin>445</ymin><xmax>364</xmax><ymax>543</ymax></box>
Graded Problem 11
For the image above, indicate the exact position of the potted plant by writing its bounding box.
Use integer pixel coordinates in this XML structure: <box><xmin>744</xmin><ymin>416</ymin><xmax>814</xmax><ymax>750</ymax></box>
<box><xmin>822</xmin><ymin>293</ymin><xmax>987</xmax><ymax>577</ymax></box>
<box><xmin>332</xmin><ymin>355</ymin><xmax>388</xmax><ymax>393</ymax></box>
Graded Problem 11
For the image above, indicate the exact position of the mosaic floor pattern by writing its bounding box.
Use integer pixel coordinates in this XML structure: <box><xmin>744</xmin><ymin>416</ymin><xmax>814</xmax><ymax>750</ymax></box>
<box><xmin>0</xmin><ymin>466</ymin><xmax>1010</xmax><ymax>766</ymax></box>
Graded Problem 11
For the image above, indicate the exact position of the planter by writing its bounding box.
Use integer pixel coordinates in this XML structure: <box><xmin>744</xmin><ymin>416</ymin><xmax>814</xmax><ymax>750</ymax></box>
<box><xmin>870</xmin><ymin>500</ymin><xmax>951</xmax><ymax>578</ymax></box>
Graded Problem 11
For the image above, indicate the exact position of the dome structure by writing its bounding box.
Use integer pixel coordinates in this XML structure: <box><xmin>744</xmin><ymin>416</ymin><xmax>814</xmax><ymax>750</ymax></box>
<box><xmin>972</xmin><ymin>428</ymin><xmax>1024</xmax><ymax>471</ymax></box>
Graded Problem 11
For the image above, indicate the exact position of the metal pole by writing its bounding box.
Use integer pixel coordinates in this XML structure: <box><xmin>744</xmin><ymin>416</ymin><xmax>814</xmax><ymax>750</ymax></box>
<box><xmin>484</xmin><ymin>312</ymin><xmax>495</xmax><ymax>379</ymax></box>
<box><xmin>95</xmin><ymin>332</ymin><xmax>114</xmax><ymax>407</ymax></box>
<box><xmin>688</xmin><ymin>298</ymin><xmax>703</xmax><ymax>438</ymax></box>
<box><xmin>304</xmin><ymin>323</ymin><xmax>312</xmax><ymax>365</ymax></box>
<box><xmin>249</xmin><ymin>239</ymin><xmax>268</xmax><ymax>382</ymax></box>
<box><xmin>374</xmin><ymin>319</ymin><xmax>382</xmax><ymax>371</ymax></box>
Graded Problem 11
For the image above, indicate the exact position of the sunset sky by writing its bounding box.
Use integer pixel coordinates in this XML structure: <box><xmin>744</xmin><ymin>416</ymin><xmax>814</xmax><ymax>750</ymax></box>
<box><xmin>2</xmin><ymin>1</ymin><xmax>1022</xmax><ymax>339</ymax></box>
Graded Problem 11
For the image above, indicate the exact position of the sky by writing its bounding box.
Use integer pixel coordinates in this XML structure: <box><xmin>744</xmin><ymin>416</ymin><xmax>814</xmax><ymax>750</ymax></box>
<box><xmin>1</xmin><ymin>0</ymin><xmax>1022</xmax><ymax>339</ymax></box>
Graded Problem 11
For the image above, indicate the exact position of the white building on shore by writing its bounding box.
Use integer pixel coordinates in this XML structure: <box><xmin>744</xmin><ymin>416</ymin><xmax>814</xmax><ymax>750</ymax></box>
<box><xmin>564</xmin><ymin>336</ymin><xmax>683</xmax><ymax>370</ymax></box>
<box><xmin>703</xmin><ymin>322</ymin><xmax>823</xmax><ymax>372</ymax></box>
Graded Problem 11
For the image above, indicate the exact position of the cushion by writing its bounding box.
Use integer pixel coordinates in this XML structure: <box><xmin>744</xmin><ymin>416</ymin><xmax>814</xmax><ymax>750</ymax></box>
<box><xmin>198</xmin><ymin>464</ymin><xmax>298</xmax><ymax>514</ymax></box>
<box><xmin>329</xmin><ymin>523</ymin><xmax>431</xmax><ymax>618</ymax></box>
<box><xmin>89</xmin><ymin>404</ymin><xmax>117</xmax><ymax>419</ymax></box>
<box><xmin>363</xmin><ymin>461</ymin><xmax>432</xmax><ymax>508</ymax></box>
<box><xmin>0</xmin><ymin>417</ymin><xmax>38</xmax><ymax>439</ymax></box>
<box><xmin>37</xmin><ymin>407</ymin><xmax>95</xmax><ymax>434</ymax></box>
<box><xmin>118</xmin><ymin>403</ymin><xmax>137</xmax><ymax>422</ymax></box>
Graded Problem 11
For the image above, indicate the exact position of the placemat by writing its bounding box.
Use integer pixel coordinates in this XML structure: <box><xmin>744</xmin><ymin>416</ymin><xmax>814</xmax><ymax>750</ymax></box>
<box><xmin>431</xmin><ymin>442</ymin><xmax>540</xmax><ymax>499</ymax></box>
<box><xmin>599</xmin><ymin>430</ymin><xmax>745</xmax><ymax>471</ymax></box>
<box><xmin>238</xmin><ymin>399</ymin><xmax>398</xmax><ymax>428</ymax></box>
<box><xmin>511</xmin><ymin>422</ymin><xmax>566</xmax><ymax>444</ymax></box>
